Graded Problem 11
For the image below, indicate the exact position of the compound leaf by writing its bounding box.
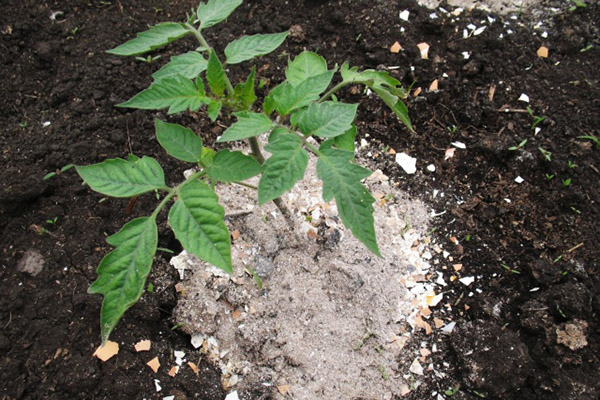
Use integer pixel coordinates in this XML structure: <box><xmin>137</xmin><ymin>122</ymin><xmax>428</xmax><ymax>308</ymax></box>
<box><xmin>233</xmin><ymin>66</ymin><xmax>257</xmax><ymax>110</ymax></box>
<box><xmin>286</xmin><ymin>51</ymin><xmax>328</xmax><ymax>86</ymax></box>
<box><xmin>206</xmin><ymin>150</ymin><xmax>262</xmax><ymax>182</ymax></box>
<box><xmin>76</xmin><ymin>156</ymin><xmax>166</xmax><ymax>198</ymax></box>
<box><xmin>225</xmin><ymin>31</ymin><xmax>289</xmax><ymax>64</ymax></box>
<box><xmin>274</xmin><ymin>71</ymin><xmax>335</xmax><ymax>115</ymax></box>
<box><xmin>118</xmin><ymin>75</ymin><xmax>208</xmax><ymax>114</ymax></box>
<box><xmin>152</xmin><ymin>51</ymin><xmax>208</xmax><ymax>81</ymax></box>
<box><xmin>197</xmin><ymin>0</ymin><xmax>242</xmax><ymax>29</ymax></box>
<box><xmin>316</xmin><ymin>148</ymin><xmax>379</xmax><ymax>255</ymax></box>
<box><xmin>155</xmin><ymin>119</ymin><xmax>203</xmax><ymax>163</ymax></box>
<box><xmin>294</xmin><ymin>101</ymin><xmax>357</xmax><ymax>138</ymax></box>
<box><xmin>107</xmin><ymin>22</ymin><xmax>189</xmax><ymax>56</ymax></box>
<box><xmin>372</xmin><ymin>87</ymin><xmax>414</xmax><ymax>133</ymax></box>
<box><xmin>169</xmin><ymin>181</ymin><xmax>231</xmax><ymax>273</ymax></box>
<box><xmin>206</xmin><ymin>50</ymin><xmax>227</xmax><ymax>97</ymax></box>
<box><xmin>258</xmin><ymin>133</ymin><xmax>308</xmax><ymax>204</ymax></box>
<box><xmin>217</xmin><ymin>111</ymin><xmax>273</xmax><ymax>142</ymax></box>
<box><xmin>89</xmin><ymin>217</ymin><xmax>158</xmax><ymax>344</ymax></box>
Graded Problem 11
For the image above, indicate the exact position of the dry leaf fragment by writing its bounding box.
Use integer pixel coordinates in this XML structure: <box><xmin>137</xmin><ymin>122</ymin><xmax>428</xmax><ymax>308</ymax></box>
<box><xmin>429</xmin><ymin>79</ymin><xmax>439</xmax><ymax>91</ymax></box>
<box><xmin>188</xmin><ymin>361</ymin><xmax>200</xmax><ymax>374</ymax></box>
<box><xmin>93</xmin><ymin>341</ymin><xmax>119</xmax><ymax>362</ymax></box>
<box><xmin>277</xmin><ymin>385</ymin><xmax>291</xmax><ymax>395</ymax></box>
<box><xmin>168</xmin><ymin>365</ymin><xmax>179</xmax><ymax>377</ymax></box>
<box><xmin>417</xmin><ymin>42</ymin><xmax>430</xmax><ymax>59</ymax></box>
<box><xmin>489</xmin><ymin>84</ymin><xmax>496</xmax><ymax>102</ymax></box>
<box><xmin>134</xmin><ymin>340</ymin><xmax>151</xmax><ymax>352</ymax></box>
<box><xmin>390</xmin><ymin>41</ymin><xmax>402</xmax><ymax>53</ymax></box>
<box><xmin>537</xmin><ymin>46</ymin><xmax>549</xmax><ymax>58</ymax></box>
<box><xmin>147</xmin><ymin>356</ymin><xmax>161</xmax><ymax>373</ymax></box>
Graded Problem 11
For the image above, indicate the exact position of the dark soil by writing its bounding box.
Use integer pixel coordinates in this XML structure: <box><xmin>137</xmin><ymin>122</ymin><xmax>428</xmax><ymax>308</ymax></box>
<box><xmin>1</xmin><ymin>0</ymin><xmax>598</xmax><ymax>399</ymax></box>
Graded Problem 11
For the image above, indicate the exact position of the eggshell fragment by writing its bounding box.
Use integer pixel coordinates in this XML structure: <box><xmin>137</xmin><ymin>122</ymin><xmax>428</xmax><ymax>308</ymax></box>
<box><xmin>537</xmin><ymin>46</ymin><xmax>549</xmax><ymax>58</ymax></box>
<box><xmin>390</xmin><ymin>41</ymin><xmax>402</xmax><ymax>53</ymax></box>
<box><xmin>93</xmin><ymin>341</ymin><xmax>119</xmax><ymax>362</ymax></box>
<box><xmin>417</xmin><ymin>42</ymin><xmax>430</xmax><ymax>59</ymax></box>
<box><xmin>147</xmin><ymin>356</ymin><xmax>161</xmax><ymax>373</ymax></box>
<box><xmin>134</xmin><ymin>340</ymin><xmax>151</xmax><ymax>352</ymax></box>
<box><xmin>429</xmin><ymin>79</ymin><xmax>439</xmax><ymax>91</ymax></box>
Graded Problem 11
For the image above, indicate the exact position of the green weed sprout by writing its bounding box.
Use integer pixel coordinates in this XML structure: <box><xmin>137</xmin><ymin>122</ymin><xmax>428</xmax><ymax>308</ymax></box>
<box><xmin>75</xmin><ymin>0</ymin><xmax>413</xmax><ymax>344</ymax></box>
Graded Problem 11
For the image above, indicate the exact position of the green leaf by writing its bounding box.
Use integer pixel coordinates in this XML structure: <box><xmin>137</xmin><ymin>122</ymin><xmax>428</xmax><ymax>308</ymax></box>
<box><xmin>316</xmin><ymin>148</ymin><xmax>379</xmax><ymax>255</ymax></box>
<box><xmin>155</xmin><ymin>119</ymin><xmax>203</xmax><ymax>163</ymax></box>
<box><xmin>217</xmin><ymin>111</ymin><xmax>273</xmax><ymax>142</ymax></box>
<box><xmin>372</xmin><ymin>87</ymin><xmax>414</xmax><ymax>133</ymax></box>
<box><xmin>286</xmin><ymin>51</ymin><xmax>328</xmax><ymax>86</ymax></box>
<box><xmin>107</xmin><ymin>22</ymin><xmax>190</xmax><ymax>56</ymax></box>
<box><xmin>294</xmin><ymin>101</ymin><xmax>358</xmax><ymax>138</ymax></box>
<box><xmin>274</xmin><ymin>71</ymin><xmax>335</xmax><ymax>115</ymax></box>
<box><xmin>197</xmin><ymin>0</ymin><xmax>242</xmax><ymax>29</ymax></box>
<box><xmin>263</xmin><ymin>82</ymin><xmax>285</xmax><ymax>115</ymax></box>
<box><xmin>152</xmin><ymin>51</ymin><xmax>208</xmax><ymax>81</ymax></box>
<box><xmin>258</xmin><ymin>133</ymin><xmax>308</xmax><ymax>204</ymax></box>
<box><xmin>340</xmin><ymin>63</ymin><xmax>402</xmax><ymax>89</ymax></box>
<box><xmin>322</xmin><ymin>125</ymin><xmax>357</xmax><ymax>153</ymax></box>
<box><xmin>206</xmin><ymin>150</ymin><xmax>262</xmax><ymax>182</ymax></box>
<box><xmin>117</xmin><ymin>75</ymin><xmax>208</xmax><ymax>114</ymax></box>
<box><xmin>169</xmin><ymin>181</ymin><xmax>231</xmax><ymax>272</ymax></box>
<box><xmin>76</xmin><ymin>156</ymin><xmax>166</xmax><ymax>198</ymax></box>
<box><xmin>89</xmin><ymin>217</ymin><xmax>158</xmax><ymax>343</ymax></box>
<box><xmin>206</xmin><ymin>50</ymin><xmax>227</xmax><ymax>97</ymax></box>
<box><xmin>225</xmin><ymin>31</ymin><xmax>289</xmax><ymax>64</ymax></box>
<box><xmin>207</xmin><ymin>99</ymin><xmax>222</xmax><ymax>121</ymax></box>
<box><xmin>233</xmin><ymin>66</ymin><xmax>257</xmax><ymax>110</ymax></box>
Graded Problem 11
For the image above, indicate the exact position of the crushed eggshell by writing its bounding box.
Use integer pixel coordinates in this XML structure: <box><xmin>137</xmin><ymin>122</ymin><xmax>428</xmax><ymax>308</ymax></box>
<box><xmin>225</xmin><ymin>391</ymin><xmax>239</xmax><ymax>400</ymax></box>
<box><xmin>537</xmin><ymin>46</ymin><xmax>549</xmax><ymax>58</ymax></box>
<box><xmin>147</xmin><ymin>356</ymin><xmax>161</xmax><ymax>373</ymax></box>
<box><xmin>154</xmin><ymin>379</ymin><xmax>162</xmax><ymax>392</ymax></box>
<box><xmin>413</xmin><ymin>87</ymin><xmax>422</xmax><ymax>97</ymax></box>
<box><xmin>451</xmin><ymin>141</ymin><xmax>466</xmax><ymax>149</ymax></box>
<box><xmin>399</xmin><ymin>10</ymin><xmax>410</xmax><ymax>21</ymax></box>
<box><xmin>515</xmin><ymin>176</ymin><xmax>525</xmax><ymax>184</ymax></box>
<box><xmin>390</xmin><ymin>41</ymin><xmax>402</xmax><ymax>53</ymax></box>
<box><xmin>395</xmin><ymin>152</ymin><xmax>417</xmax><ymax>174</ymax></box>
<box><xmin>163</xmin><ymin>396</ymin><xmax>175</xmax><ymax>400</ymax></box>
<box><xmin>188</xmin><ymin>361</ymin><xmax>200</xmax><ymax>374</ymax></box>
<box><xmin>441</xmin><ymin>321</ymin><xmax>456</xmax><ymax>334</ymax></box>
<box><xmin>420</xmin><ymin>348</ymin><xmax>432</xmax><ymax>357</ymax></box>
<box><xmin>168</xmin><ymin>366</ymin><xmax>179</xmax><ymax>377</ymax></box>
<box><xmin>417</xmin><ymin>42</ymin><xmax>430</xmax><ymax>59</ymax></box>
<box><xmin>231</xmin><ymin>230</ymin><xmax>241</xmax><ymax>240</ymax></box>
<box><xmin>191</xmin><ymin>333</ymin><xmax>204</xmax><ymax>349</ymax></box>
<box><xmin>400</xmin><ymin>385</ymin><xmax>411</xmax><ymax>396</ymax></box>
<box><xmin>134</xmin><ymin>339</ymin><xmax>151</xmax><ymax>352</ymax></box>
<box><xmin>433</xmin><ymin>318</ymin><xmax>445</xmax><ymax>328</ymax></box>
<box><xmin>429</xmin><ymin>79</ymin><xmax>439</xmax><ymax>91</ymax></box>
<box><xmin>409</xmin><ymin>358</ymin><xmax>424</xmax><ymax>375</ymax></box>
<box><xmin>518</xmin><ymin>93</ymin><xmax>530</xmax><ymax>103</ymax></box>
<box><xmin>277</xmin><ymin>385</ymin><xmax>291</xmax><ymax>395</ymax></box>
<box><xmin>459</xmin><ymin>276</ymin><xmax>475</xmax><ymax>286</ymax></box>
<box><xmin>93</xmin><ymin>341</ymin><xmax>119</xmax><ymax>362</ymax></box>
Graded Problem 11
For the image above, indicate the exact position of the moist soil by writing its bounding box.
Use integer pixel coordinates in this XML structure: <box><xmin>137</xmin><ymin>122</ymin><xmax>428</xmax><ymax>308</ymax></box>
<box><xmin>1</xmin><ymin>0</ymin><xmax>598</xmax><ymax>399</ymax></box>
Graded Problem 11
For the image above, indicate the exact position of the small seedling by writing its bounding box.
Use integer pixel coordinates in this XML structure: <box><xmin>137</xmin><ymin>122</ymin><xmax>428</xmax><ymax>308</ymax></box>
<box><xmin>447</xmin><ymin>124</ymin><xmax>457</xmax><ymax>134</ymax></box>
<box><xmin>377</xmin><ymin>364</ymin><xmax>389</xmax><ymax>380</ymax></box>
<box><xmin>464</xmin><ymin>234</ymin><xmax>471</xmax><ymax>242</ymax></box>
<box><xmin>567</xmin><ymin>160</ymin><xmax>577</xmax><ymax>169</ymax></box>
<box><xmin>580</xmin><ymin>44</ymin><xmax>593</xmax><ymax>53</ymax></box>
<box><xmin>46</xmin><ymin>217</ymin><xmax>59</xmax><ymax>226</ymax></box>
<box><xmin>508</xmin><ymin>138</ymin><xmax>527</xmax><ymax>151</ymax></box>
<box><xmin>135</xmin><ymin>54</ymin><xmax>162</xmax><ymax>63</ymax></box>
<box><xmin>568</xmin><ymin>0</ymin><xmax>587</xmax><ymax>12</ymax></box>
<box><xmin>526</xmin><ymin>106</ymin><xmax>547</xmax><ymax>130</ymax></box>
<box><xmin>570</xmin><ymin>206</ymin><xmax>581</xmax><ymax>214</ymax></box>
<box><xmin>538</xmin><ymin>147</ymin><xmax>552</xmax><ymax>162</ymax></box>
<box><xmin>43</xmin><ymin>163</ymin><xmax>75</xmax><ymax>180</ymax></box>
<box><xmin>76</xmin><ymin>0</ymin><xmax>414</xmax><ymax>344</ymax></box>
<box><xmin>578</xmin><ymin>134</ymin><xmax>600</xmax><ymax>148</ymax></box>
<box><xmin>562</xmin><ymin>178</ymin><xmax>572</xmax><ymax>187</ymax></box>
<box><xmin>19</xmin><ymin>121</ymin><xmax>28</xmax><ymax>128</ymax></box>
<box><xmin>501</xmin><ymin>263</ymin><xmax>521</xmax><ymax>274</ymax></box>
<box><xmin>444</xmin><ymin>385</ymin><xmax>460</xmax><ymax>396</ymax></box>
<box><xmin>146</xmin><ymin>283</ymin><xmax>155</xmax><ymax>292</ymax></box>
<box><xmin>545</xmin><ymin>174</ymin><xmax>555</xmax><ymax>181</ymax></box>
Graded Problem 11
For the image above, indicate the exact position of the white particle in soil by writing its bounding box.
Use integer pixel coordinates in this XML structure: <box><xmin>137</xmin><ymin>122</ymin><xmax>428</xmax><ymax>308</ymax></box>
<box><xmin>515</xmin><ymin>176</ymin><xmax>525</xmax><ymax>184</ymax></box>
<box><xmin>399</xmin><ymin>10</ymin><xmax>410</xmax><ymax>21</ymax></box>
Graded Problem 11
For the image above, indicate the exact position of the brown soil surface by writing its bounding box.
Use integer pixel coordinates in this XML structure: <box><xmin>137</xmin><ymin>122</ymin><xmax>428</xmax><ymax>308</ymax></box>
<box><xmin>1</xmin><ymin>0</ymin><xmax>598</xmax><ymax>399</ymax></box>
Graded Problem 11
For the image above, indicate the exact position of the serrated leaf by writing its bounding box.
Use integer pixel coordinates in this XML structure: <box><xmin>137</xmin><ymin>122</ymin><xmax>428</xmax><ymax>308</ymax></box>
<box><xmin>286</xmin><ymin>52</ymin><xmax>328</xmax><ymax>86</ymax></box>
<box><xmin>118</xmin><ymin>75</ymin><xmax>208</xmax><ymax>114</ymax></box>
<box><xmin>233</xmin><ymin>66</ymin><xmax>257</xmax><ymax>110</ymax></box>
<box><xmin>340</xmin><ymin>63</ymin><xmax>401</xmax><ymax>89</ymax></box>
<box><xmin>217</xmin><ymin>111</ymin><xmax>273</xmax><ymax>142</ymax></box>
<box><xmin>207</xmin><ymin>100</ymin><xmax>222</xmax><ymax>121</ymax></box>
<box><xmin>274</xmin><ymin>71</ymin><xmax>335</xmax><ymax>115</ymax></box>
<box><xmin>294</xmin><ymin>101</ymin><xmax>357</xmax><ymax>138</ymax></box>
<box><xmin>76</xmin><ymin>156</ymin><xmax>166</xmax><ymax>198</ymax></box>
<box><xmin>263</xmin><ymin>82</ymin><xmax>285</xmax><ymax>115</ymax></box>
<box><xmin>225</xmin><ymin>31</ymin><xmax>289</xmax><ymax>64</ymax></box>
<box><xmin>197</xmin><ymin>0</ymin><xmax>242</xmax><ymax>29</ymax></box>
<box><xmin>107</xmin><ymin>22</ymin><xmax>190</xmax><ymax>56</ymax></box>
<box><xmin>169</xmin><ymin>181</ymin><xmax>231</xmax><ymax>272</ymax></box>
<box><xmin>206</xmin><ymin>150</ymin><xmax>262</xmax><ymax>182</ymax></box>
<box><xmin>155</xmin><ymin>119</ymin><xmax>203</xmax><ymax>163</ymax></box>
<box><xmin>152</xmin><ymin>51</ymin><xmax>208</xmax><ymax>81</ymax></box>
<box><xmin>258</xmin><ymin>133</ymin><xmax>308</xmax><ymax>204</ymax></box>
<box><xmin>316</xmin><ymin>148</ymin><xmax>379</xmax><ymax>255</ymax></box>
<box><xmin>372</xmin><ymin>87</ymin><xmax>414</xmax><ymax>132</ymax></box>
<box><xmin>321</xmin><ymin>125</ymin><xmax>357</xmax><ymax>153</ymax></box>
<box><xmin>89</xmin><ymin>217</ymin><xmax>158</xmax><ymax>343</ymax></box>
<box><xmin>206</xmin><ymin>50</ymin><xmax>227</xmax><ymax>97</ymax></box>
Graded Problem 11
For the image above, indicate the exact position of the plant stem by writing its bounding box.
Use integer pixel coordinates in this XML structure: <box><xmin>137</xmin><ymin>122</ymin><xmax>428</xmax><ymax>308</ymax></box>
<box><xmin>248</xmin><ymin>137</ymin><xmax>265</xmax><ymax>164</ymax></box>
<box><xmin>318</xmin><ymin>81</ymin><xmax>351</xmax><ymax>103</ymax></box>
<box><xmin>150</xmin><ymin>171</ymin><xmax>205</xmax><ymax>219</ymax></box>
